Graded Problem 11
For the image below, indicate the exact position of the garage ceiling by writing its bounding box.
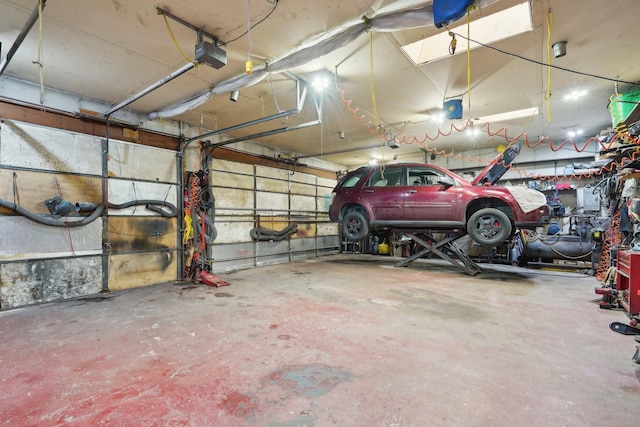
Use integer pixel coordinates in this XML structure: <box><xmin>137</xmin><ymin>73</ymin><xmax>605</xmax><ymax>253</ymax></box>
<box><xmin>1</xmin><ymin>0</ymin><xmax>639</xmax><ymax>169</ymax></box>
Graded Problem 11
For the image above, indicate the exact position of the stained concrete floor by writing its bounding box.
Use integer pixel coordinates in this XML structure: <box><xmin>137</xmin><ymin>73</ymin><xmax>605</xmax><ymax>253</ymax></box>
<box><xmin>1</xmin><ymin>254</ymin><xmax>640</xmax><ymax>426</ymax></box>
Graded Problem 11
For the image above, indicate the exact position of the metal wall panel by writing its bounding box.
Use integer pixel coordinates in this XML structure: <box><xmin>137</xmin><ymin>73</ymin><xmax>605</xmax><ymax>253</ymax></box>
<box><xmin>318</xmin><ymin>177</ymin><xmax>337</xmax><ymax>189</ymax></box>
<box><xmin>108</xmin><ymin>251</ymin><xmax>177</xmax><ymax>291</ymax></box>
<box><xmin>210</xmin><ymin>170</ymin><xmax>254</xmax><ymax>190</ymax></box>
<box><xmin>108</xmin><ymin>179</ymin><xmax>178</xmax><ymax>216</ymax></box>
<box><xmin>0</xmin><ymin>169</ymin><xmax>102</xmax><ymax>214</ymax></box>
<box><xmin>108</xmin><ymin>139</ymin><xmax>176</xmax><ymax>182</ymax></box>
<box><xmin>0</xmin><ymin>217</ymin><xmax>102</xmax><ymax>259</ymax></box>
<box><xmin>317</xmin><ymin>222</ymin><xmax>339</xmax><ymax>236</ymax></box>
<box><xmin>256</xmin><ymin>191</ymin><xmax>288</xmax><ymax>211</ymax></box>
<box><xmin>0</xmin><ymin>256</ymin><xmax>102</xmax><ymax>309</ymax></box>
<box><xmin>290</xmin><ymin>173</ymin><xmax>316</xmax><ymax>185</ymax></box>
<box><xmin>207</xmin><ymin>160</ymin><xmax>339</xmax><ymax>273</ymax></box>
<box><xmin>0</xmin><ymin>121</ymin><xmax>101</xmax><ymax>175</ymax></box>
<box><xmin>1</xmin><ymin>120</ymin><xmax>181</xmax><ymax>307</ymax></box>
<box><xmin>214</xmin><ymin>188</ymin><xmax>254</xmax><ymax>211</ymax></box>
<box><xmin>317</xmin><ymin>195</ymin><xmax>332</xmax><ymax>213</ymax></box>
<box><xmin>109</xmin><ymin>217</ymin><xmax>177</xmax><ymax>253</ymax></box>
<box><xmin>211</xmin><ymin>159</ymin><xmax>254</xmax><ymax>175</ymax></box>
<box><xmin>256</xmin><ymin>176</ymin><xmax>288</xmax><ymax>193</ymax></box>
<box><xmin>291</xmin><ymin>194</ymin><xmax>316</xmax><ymax>211</ymax></box>
<box><xmin>214</xmin><ymin>215</ymin><xmax>255</xmax><ymax>243</ymax></box>
<box><xmin>256</xmin><ymin>165</ymin><xmax>289</xmax><ymax>180</ymax></box>
<box><xmin>210</xmin><ymin>241</ymin><xmax>255</xmax><ymax>272</ymax></box>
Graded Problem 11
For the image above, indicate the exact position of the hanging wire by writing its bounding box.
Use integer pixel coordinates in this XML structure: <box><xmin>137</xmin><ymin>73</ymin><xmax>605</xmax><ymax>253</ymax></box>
<box><xmin>12</xmin><ymin>172</ymin><xmax>20</xmax><ymax>206</ymax></box>
<box><xmin>544</xmin><ymin>10</ymin><xmax>553</xmax><ymax>122</ymax></box>
<box><xmin>247</xmin><ymin>0</ymin><xmax>253</xmax><ymax>62</ymax></box>
<box><xmin>466</xmin><ymin>6</ymin><xmax>472</xmax><ymax>120</ymax></box>
<box><xmin>448</xmin><ymin>32</ymin><xmax>457</xmax><ymax>55</ymax></box>
<box><xmin>369</xmin><ymin>30</ymin><xmax>379</xmax><ymax>128</ymax></box>
<box><xmin>37</xmin><ymin>0</ymin><xmax>44</xmax><ymax>105</ymax></box>
<box><xmin>335</xmin><ymin>81</ymin><xmax>640</xmax><ymax>181</ymax></box>
<box><xmin>160</xmin><ymin>12</ymin><xmax>199</xmax><ymax>68</ymax></box>
<box><xmin>449</xmin><ymin>30</ymin><xmax>639</xmax><ymax>86</ymax></box>
<box><xmin>131</xmin><ymin>182</ymin><xmax>138</xmax><ymax>214</ymax></box>
<box><xmin>54</xmin><ymin>178</ymin><xmax>75</xmax><ymax>256</ymax></box>
<box><xmin>226</xmin><ymin>0</ymin><xmax>280</xmax><ymax>44</ymax></box>
<box><xmin>267</xmin><ymin>72</ymin><xmax>282</xmax><ymax>112</ymax></box>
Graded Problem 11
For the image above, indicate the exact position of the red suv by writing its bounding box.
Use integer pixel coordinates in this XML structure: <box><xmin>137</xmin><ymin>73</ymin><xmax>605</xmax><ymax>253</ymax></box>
<box><xmin>329</xmin><ymin>145</ymin><xmax>550</xmax><ymax>246</ymax></box>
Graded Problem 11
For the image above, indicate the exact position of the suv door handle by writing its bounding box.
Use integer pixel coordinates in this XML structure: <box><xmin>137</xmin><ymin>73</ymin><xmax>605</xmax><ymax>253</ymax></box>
<box><xmin>363</xmin><ymin>189</ymin><xmax>375</xmax><ymax>193</ymax></box>
<box><xmin>405</xmin><ymin>189</ymin><xmax>417</xmax><ymax>193</ymax></box>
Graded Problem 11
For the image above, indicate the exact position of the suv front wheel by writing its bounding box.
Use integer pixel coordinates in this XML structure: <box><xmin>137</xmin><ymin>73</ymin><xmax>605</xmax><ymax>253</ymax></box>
<box><xmin>342</xmin><ymin>211</ymin><xmax>369</xmax><ymax>242</ymax></box>
<box><xmin>467</xmin><ymin>207</ymin><xmax>512</xmax><ymax>246</ymax></box>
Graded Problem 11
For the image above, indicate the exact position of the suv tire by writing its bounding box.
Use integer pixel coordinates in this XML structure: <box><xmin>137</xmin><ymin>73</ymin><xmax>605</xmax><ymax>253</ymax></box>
<box><xmin>467</xmin><ymin>207</ymin><xmax>512</xmax><ymax>246</ymax></box>
<box><xmin>342</xmin><ymin>211</ymin><xmax>369</xmax><ymax>242</ymax></box>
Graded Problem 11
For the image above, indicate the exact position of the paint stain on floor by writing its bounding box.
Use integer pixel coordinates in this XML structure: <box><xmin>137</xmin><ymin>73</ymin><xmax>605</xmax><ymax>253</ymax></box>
<box><xmin>263</xmin><ymin>364</ymin><xmax>352</xmax><ymax>398</ymax></box>
<box><xmin>219</xmin><ymin>390</ymin><xmax>260</xmax><ymax>421</ymax></box>
<box><xmin>215</xmin><ymin>292</ymin><xmax>234</xmax><ymax>298</ymax></box>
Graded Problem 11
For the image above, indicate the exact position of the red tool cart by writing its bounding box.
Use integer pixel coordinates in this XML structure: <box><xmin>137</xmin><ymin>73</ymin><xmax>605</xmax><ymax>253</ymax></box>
<box><xmin>616</xmin><ymin>250</ymin><xmax>640</xmax><ymax>320</ymax></box>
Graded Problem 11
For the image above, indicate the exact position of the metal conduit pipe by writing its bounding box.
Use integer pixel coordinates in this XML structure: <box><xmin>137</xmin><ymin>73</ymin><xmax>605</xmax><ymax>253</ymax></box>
<box><xmin>208</xmin><ymin>119</ymin><xmax>321</xmax><ymax>150</ymax></box>
<box><xmin>183</xmin><ymin>79</ymin><xmax>307</xmax><ymax>147</ymax></box>
<box><xmin>104</xmin><ymin>62</ymin><xmax>195</xmax><ymax>116</ymax></box>
<box><xmin>0</xmin><ymin>0</ymin><xmax>47</xmax><ymax>76</ymax></box>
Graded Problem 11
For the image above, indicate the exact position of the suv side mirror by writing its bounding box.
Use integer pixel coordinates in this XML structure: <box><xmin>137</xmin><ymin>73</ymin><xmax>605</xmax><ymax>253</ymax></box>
<box><xmin>436</xmin><ymin>176</ymin><xmax>455</xmax><ymax>189</ymax></box>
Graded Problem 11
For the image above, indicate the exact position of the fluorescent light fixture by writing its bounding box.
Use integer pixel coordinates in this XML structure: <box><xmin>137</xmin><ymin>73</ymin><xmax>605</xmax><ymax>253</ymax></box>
<box><xmin>568</xmin><ymin>129</ymin><xmax>583</xmax><ymax>138</ymax></box>
<box><xmin>467</xmin><ymin>127</ymin><xmax>480</xmax><ymax>137</ymax></box>
<box><xmin>474</xmin><ymin>107</ymin><xmax>539</xmax><ymax>123</ymax></box>
<box><xmin>401</xmin><ymin>2</ymin><xmax>533</xmax><ymax>65</ymax></box>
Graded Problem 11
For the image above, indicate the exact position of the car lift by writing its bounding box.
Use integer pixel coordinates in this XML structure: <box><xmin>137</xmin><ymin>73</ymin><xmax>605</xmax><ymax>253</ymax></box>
<box><xmin>393</xmin><ymin>230</ymin><xmax>482</xmax><ymax>276</ymax></box>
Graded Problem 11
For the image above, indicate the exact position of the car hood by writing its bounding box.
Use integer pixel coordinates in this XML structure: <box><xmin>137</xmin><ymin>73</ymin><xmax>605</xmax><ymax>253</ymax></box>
<box><xmin>472</xmin><ymin>144</ymin><xmax>521</xmax><ymax>186</ymax></box>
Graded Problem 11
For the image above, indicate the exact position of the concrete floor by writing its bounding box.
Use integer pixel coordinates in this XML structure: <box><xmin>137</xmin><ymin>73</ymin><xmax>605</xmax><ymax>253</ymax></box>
<box><xmin>1</xmin><ymin>254</ymin><xmax>639</xmax><ymax>427</ymax></box>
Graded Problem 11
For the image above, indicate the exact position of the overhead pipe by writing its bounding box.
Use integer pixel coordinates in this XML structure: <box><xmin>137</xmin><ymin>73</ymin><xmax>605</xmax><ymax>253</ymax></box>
<box><xmin>293</xmin><ymin>141</ymin><xmax>395</xmax><ymax>160</ymax></box>
<box><xmin>0</xmin><ymin>0</ymin><xmax>47</xmax><ymax>76</ymax></box>
<box><xmin>183</xmin><ymin>78</ymin><xmax>308</xmax><ymax>147</ymax></box>
<box><xmin>207</xmin><ymin>119</ymin><xmax>321</xmax><ymax>151</ymax></box>
<box><xmin>156</xmin><ymin>7</ymin><xmax>219</xmax><ymax>44</ymax></box>
<box><xmin>104</xmin><ymin>62</ymin><xmax>195</xmax><ymax>116</ymax></box>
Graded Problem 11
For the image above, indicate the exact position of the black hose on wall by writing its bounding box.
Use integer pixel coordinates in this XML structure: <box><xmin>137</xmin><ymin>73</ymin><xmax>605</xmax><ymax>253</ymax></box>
<box><xmin>0</xmin><ymin>197</ymin><xmax>177</xmax><ymax>227</ymax></box>
<box><xmin>250</xmin><ymin>224</ymin><xmax>298</xmax><ymax>241</ymax></box>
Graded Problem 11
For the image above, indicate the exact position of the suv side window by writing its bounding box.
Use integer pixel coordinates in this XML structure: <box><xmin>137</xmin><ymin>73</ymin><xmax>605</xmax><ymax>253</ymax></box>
<box><xmin>367</xmin><ymin>168</ymin><xmax>403</xmax><ymax>187</ymax></box>
<box><xmin>407</xmin><ymin>167</ymin><xmax>448</xmax><ymax>186</ymax></box>
<box><xmin>339</xmin><ymin>171</ymin><xmax>366</xmax><ymax>188</ymax></box>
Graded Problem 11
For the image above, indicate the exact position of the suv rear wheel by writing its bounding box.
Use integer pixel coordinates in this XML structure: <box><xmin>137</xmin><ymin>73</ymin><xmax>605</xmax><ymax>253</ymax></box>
<box><xmin>467</xmin><ymin>207</ymin><xmax>512</xmax><ymax>246</ymax></box>
<box><xmin>342</xmin><ymin>211</ymin><xmax>369</xmax><ymax>241</ymax></box>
